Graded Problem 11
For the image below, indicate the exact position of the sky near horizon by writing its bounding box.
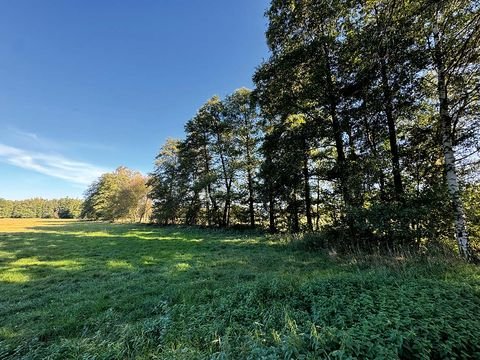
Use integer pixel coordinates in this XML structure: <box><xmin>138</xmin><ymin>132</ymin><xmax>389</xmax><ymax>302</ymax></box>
<box><xmin>0</xmin><ymin>0</ymin><xmax>270</xmax><ymax>200</ymax></box>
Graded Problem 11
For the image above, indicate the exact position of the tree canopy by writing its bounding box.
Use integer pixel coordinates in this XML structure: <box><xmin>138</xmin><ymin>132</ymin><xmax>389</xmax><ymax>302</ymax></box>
<box><xmin>81</xmin><ymin>166</ymin><xmax>151</xmax><ymax>222</ymax></box>
<box><xmin>145</xmin><ymin>0</ymin><xmax>479</xmax><ymax>260</ymax></box>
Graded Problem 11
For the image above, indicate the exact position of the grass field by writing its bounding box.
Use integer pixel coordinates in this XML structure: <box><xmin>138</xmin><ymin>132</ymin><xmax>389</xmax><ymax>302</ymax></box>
<box><xmin>1</xmin><ymin>219</ymin><xmax>480</xmax><ymax>359</ymax></box>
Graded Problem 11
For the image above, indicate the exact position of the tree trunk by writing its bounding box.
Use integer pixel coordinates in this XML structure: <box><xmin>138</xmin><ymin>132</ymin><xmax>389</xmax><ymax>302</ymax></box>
<box><xmin>224</xmin><ymin>179</ymin><xmax>232</xmax><ymax>227</ymax></box>
<box><xmin>204</xmin><ymin>187</ymin><xmax>211</xmax><ymax>226</ymax></box>
<box><xmin>138</xmin><ymin>196</ymin><xmax>147</xmax><ymax>223</ymax></box>
<box><xmin>216</xmin><ymin>131</ymin><xmax>232</xmax><ymax>227</ymax></box>
<box><xmin>323</xmin><ymin>43</ymin><xmax>350</xmax><ymax>207</ymax></box>
<box><xmin>187</xmin><ymin>189</ymin><xmax>200</xmax><ymax>225</ymax></box>
<box><xmin>433</xmin><ymin>16</ymin><xmax>471</xmax><ymax>260</ymax></box>
<box><xmin>373</xmin><ymin>3</ymin><xmax>403</xmax><ymax>201</ymax></box>
<box><xmin>268</xmin><ymin>185</ymin><xmax>276</xmax><ymax>233</ymax></box>
<box><xmin>266</xmin><ymin>153</ymin><xmax>276</xmax><ymax>233</ymax></box>
<box><xmin>315</xmin><ymin>176</ymin><xmax>321</xmax><ymax>231</ymax></box>
<box><xmin>380</xmin><ymin>56</ymin><xmax>403</xmax><ymax>200</ymax></box>
<box><xmin>245</xmin><ymin>133</ymin><xmax>255</xmax><ymax>228</ymax></box>
<box><xmin>247</xmin><ymin>169</ymin><xmax>255</xmax><ymax>228</ymax></box>
<box><xmin>202</xmin><ymin>135</ymin><xmax>212</xmax><ymax>226</ymax></box>
<box><xmin>290</xmin><ymin>193</ymin><xmax>300</xmax><ymax>233</ymax></box>
<box><xmin>201</xmin><ymin>133</ymin><xmax>219</xmax><ymax>226</ymax></box>
<box><xmin>302</xmin><ymin>138</ymin><xmax>313</xmax><ymax>231</ymax></box>
<box><xmin>364</xmin><ymin>116</ymin><xmax>386</xmax><ymax>201</ymax></box>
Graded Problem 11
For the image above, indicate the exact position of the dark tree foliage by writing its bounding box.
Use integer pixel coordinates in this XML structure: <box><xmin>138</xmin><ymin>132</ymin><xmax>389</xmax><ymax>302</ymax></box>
<box><xmin>148</xmin><ymin>0</ymin><xmax>479</xmax><ymax>259</ymax></box>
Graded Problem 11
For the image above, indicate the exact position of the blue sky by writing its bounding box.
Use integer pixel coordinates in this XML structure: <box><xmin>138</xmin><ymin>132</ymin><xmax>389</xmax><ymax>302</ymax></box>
<box><xmin>0</xmin><ymin>0</ymin><xmax>270</xmax><ymax>199</ymax></box>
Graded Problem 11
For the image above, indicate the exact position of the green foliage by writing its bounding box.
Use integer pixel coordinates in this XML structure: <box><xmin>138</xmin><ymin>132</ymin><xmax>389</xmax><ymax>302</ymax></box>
<box><xmin>0</xmin><ymin>198</ymin><xmax>82</xmax><ymax>219</ymax></box>
<box><xmin>1</xmin><ymin>220</ymin><xmax>480</xmax><ymax>359</ymax></box>
<box><xmin>465</xmin><ymin>183</ymin><xmax>480</xmax><ymax>251</ymax></box>
<box><xmin>149</xmin><ymin>89</ymin><xmax>262</xmax><ymax>228</ymax></box>
<box><xmin>142</xmin><ymin>0</ymin><xmax>480</xmax><ymax>259</ymax></box>
<box><xmin>81</xmin><ymin>166</ymin><xmax>151</xmax><ymax>222</ymax></box>
<box><xmin>250</xmin><ymin>0</ymin><xmax>479</xmax><ymax>255</ymax></box>
<box><xmin>148</xmin><ymin>139</ymin><xmax>192</xmax><ymax>225</ymax></box>
<box><xmin>341</xmin><ymin>189</ymin><xmax>454</xmax><ymax>250</ymax></box>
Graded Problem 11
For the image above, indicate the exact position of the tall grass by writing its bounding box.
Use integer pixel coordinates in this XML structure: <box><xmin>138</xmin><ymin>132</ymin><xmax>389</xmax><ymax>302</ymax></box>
<box><xmin>1</xmin><ymin>219</ymin><xmax>479</xmax><ymax>359</ymax></box>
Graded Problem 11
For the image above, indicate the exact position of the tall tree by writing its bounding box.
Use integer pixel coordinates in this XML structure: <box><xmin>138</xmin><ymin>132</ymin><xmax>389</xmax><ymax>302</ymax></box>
<box><xmin>149</xmin><ymin>139</ymin><xmax>188</xmax><ymax>225</ymax></box>
<box><xmin>422</xmin><ymin>0</ymin><xmax>479</xmax><ymax>259</ymax></box>
<box><xmin>255</xmin><ymin>0</ymin><xmax>358</xmax><ymax>215</ymax></box>
<box><xmin>351</xmin><ymin>0</ymin><xmax>427</xmax><ymax>200</ymax></box>
<box><xmin>184</xmin><ymin>99</ymin><xmax>221</xmax><ymax>226</ymax></box>
<box><xmin>223</xmin><ymin>88</ymin><xmax>261</xmax><ymax>228</ymax></box>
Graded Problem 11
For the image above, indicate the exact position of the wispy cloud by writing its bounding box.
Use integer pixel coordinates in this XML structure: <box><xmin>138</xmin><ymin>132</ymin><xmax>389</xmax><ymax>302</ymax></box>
<box><xmin>7</xmin><ymin>126</ymin><xmax>60</xmax><ymax>149</ymax></box>
<box><xmin>5</xmin><ymin>126</ymin><xmax>115</xmax><ymax>152</ymax></box>
<box><xmin>0</xmin><ymin>143</ymin><xmax>109</xmax><ymax>185</ymax></box>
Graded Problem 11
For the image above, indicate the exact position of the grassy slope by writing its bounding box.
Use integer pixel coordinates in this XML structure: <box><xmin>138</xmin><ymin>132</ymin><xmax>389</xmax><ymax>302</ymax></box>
<box><xmin>0</xmin><ymin>219</ymin><xmax>479</xmax><ymax>359</ymax></box>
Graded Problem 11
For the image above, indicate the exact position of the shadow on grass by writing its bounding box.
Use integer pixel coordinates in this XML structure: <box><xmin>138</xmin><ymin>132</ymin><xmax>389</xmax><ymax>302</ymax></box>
<box><xmin>1</xmin><ymin>222</ymin><xmax>474</xmax><ymax>293</ymax></box>
<box><xmin>1</xmin><ymin>221</ymin><xmax>480</xmax><ymax>359</ymax></box>
<box><xmin>0</xmin><ymin>222</ymin><xmax>331</xmax><ymax>354</ymax></box>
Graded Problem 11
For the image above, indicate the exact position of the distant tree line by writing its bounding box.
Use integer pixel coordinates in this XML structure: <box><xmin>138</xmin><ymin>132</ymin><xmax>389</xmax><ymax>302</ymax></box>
<box><xmin>0</xmin><ymin>198</ymin><xmax>83</xmax><ymax>219</ymax></box>
<box><xmin>145</xmin><ymin>0</ymin><xmax>479</xmax><ymax>260</ymax></box>
<box><xmin>81</xmin><ymin>166</ymin><xmax>151</xmax><ymax>222</ymax></box>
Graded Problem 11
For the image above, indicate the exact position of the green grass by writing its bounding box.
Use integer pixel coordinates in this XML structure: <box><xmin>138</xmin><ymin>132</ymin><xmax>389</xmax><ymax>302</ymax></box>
<box><xmin>1</xmin><ymin>219</ymin><xmax>480</xmax><ymax>359</ymax></box>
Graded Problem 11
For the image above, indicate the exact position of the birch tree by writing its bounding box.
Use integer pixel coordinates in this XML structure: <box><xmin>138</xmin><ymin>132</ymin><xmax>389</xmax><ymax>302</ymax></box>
<box><xmin>424</xmin><ymin>0</ymin><xmax>479</xmax><ymax>259</ymax></box>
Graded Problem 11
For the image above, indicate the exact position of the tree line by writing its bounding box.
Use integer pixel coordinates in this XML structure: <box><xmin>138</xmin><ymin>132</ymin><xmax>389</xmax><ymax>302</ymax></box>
<box><xmin>0</xmin><ymin>197</ymin><xmax>83</xmax><ymax>219</ymax></box>
<box><xmin>148</xmin><ymin>88</ymin><xmax>262</xmax><ymax>229</ymax></box>
<box><xmin>147</xmin><ymin>0</ymin><xmax>479</xmax><ymax>259</ymax></box>
<box><xmin>82</xmin><ymin>0</ymin><xmax>479</xmax><ymax>260</ymax></box>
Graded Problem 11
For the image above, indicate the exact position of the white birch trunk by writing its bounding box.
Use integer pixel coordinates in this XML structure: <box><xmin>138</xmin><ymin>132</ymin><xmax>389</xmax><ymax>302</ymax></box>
<box><xmin>443</xmin><ymin>132</ymin><xmax>470</xmax><ymax>259</ymax></box>
<box><xmin>433</xmin><ymin>12</ymin><xmax>472</xmax><ymax>260</ymax></box>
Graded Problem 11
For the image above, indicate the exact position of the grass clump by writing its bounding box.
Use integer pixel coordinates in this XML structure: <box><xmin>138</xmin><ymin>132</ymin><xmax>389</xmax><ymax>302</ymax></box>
<box><xmin>1</xmin><ymin>219</ymin><xmax>479</xmax><ymax>359</ymax></box>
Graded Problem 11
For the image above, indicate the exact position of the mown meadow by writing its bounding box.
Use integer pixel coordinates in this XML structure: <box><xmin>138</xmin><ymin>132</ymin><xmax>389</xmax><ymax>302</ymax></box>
<box><xmin>1</xmin><ymin>219</ymin><xmax>480</xmax><ymax>359</ymax></box>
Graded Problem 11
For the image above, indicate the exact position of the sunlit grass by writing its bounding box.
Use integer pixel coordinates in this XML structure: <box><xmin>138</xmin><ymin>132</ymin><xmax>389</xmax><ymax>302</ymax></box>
<box><xmin>0</xmin><ymin>268</ymin><xmax>30</xmax><ymax>283</ymax></box>
<box><xmin>1</xmin><ymin>219</ymin><xmax>480</xmax><ymax>359</ymax></box>
<box><xmin>174</xmin><ymin>262</ymin><xmax>191</xmax><ymax>271</ymax></box>
<box><xmin>10</xmin><ymin>257</ymin><xmax>82</xmax><ymax>269</ymax></box>
<box><xmin>0</xmin><ymin>218</ymin><xmax>78</xmax><ymax>232</ymax></box>
<box><xmin>107</xmin><ymin>259</ymin><xmax>134</xmax><ymax>270</ymax></box>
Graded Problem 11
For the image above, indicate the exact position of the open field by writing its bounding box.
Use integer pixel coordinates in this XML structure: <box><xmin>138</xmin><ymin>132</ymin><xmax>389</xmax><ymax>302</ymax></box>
<box><xmin>1</xmin><ymin>219</ymin><xmax>480</xmax><ymax>359</ymax></box>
